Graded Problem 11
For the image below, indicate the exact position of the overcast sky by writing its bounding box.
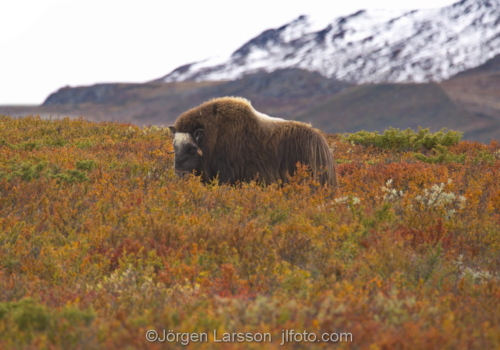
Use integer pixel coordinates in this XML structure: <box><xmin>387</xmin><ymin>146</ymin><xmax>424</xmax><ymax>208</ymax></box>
<box><xmin>1</xmin><ymin>0</ymin><xmax>458</xmax><ymax>104</ymax></box>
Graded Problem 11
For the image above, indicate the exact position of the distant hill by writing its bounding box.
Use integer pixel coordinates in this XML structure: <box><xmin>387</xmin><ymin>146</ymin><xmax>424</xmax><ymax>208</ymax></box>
<box><xmin>41</xmin><ymin>68</ymin><xmax>349</xmax><ymax>123</ymax></box>
<box><xmin>39</xmin><ymin>81</ymin><xmax>226</xmax><ymax>123</ymax></box>
<box><xmin>296</xmin><ymin>83</ymin><xmax>476</xmax><ymax>133</ymax></box>
<box><xmin>439</xmin><ymin>53</ymin><xmax>500</xmax><ymax>142</ymax></box>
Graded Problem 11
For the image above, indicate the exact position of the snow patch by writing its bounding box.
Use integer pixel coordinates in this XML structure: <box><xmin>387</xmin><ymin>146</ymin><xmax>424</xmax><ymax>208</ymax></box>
<box><xmin>163</xmin><ymin>0</ymin><xmax>500</xmax><ymax>84</ymax></box>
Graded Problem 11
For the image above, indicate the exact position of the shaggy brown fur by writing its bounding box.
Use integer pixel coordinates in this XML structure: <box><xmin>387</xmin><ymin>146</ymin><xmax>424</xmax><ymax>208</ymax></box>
<box><xmin>171</xmin><ymin>96</ymin><xmax>337</xmax><ymax>188</ymax></box>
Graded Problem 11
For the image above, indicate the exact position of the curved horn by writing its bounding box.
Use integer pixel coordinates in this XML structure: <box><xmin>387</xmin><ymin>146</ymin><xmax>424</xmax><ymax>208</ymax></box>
<box><xmin>166</xmin><ymin>150</ymin><xmax>175</xmax><ymax>154</ymax></box>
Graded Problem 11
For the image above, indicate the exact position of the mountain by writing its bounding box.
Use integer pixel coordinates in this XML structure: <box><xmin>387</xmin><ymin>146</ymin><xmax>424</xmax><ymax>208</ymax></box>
<box><xmin>161</xmin><ymin>0</ymin><xmax>500</xmax><ymax>85</ymax></box>
<box><xmin>2</xmin><ymin>0</ymin><xmax>500</xmax><ymax>143</ymax></box>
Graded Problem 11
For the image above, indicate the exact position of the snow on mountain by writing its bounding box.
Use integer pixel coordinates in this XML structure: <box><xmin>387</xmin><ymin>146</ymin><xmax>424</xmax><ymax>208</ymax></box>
<box><xmin>162</xmin><ymin>0</ymin><xmax>500</xmax><ymax>84</ymax></box>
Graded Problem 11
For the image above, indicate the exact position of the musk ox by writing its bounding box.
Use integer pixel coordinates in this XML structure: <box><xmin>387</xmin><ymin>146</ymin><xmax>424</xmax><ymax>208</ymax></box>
<box><xmin>168</xmin><ymin>97</ymin><xmax>337</xmax><ymax>188</ymax></box>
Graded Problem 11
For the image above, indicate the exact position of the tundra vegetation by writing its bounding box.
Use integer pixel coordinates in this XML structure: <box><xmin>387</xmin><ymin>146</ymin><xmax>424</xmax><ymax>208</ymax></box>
<box><xmin>0</xmin><ymin>115</ymin><xmax>499</xmax><ymax>349</ymax></box>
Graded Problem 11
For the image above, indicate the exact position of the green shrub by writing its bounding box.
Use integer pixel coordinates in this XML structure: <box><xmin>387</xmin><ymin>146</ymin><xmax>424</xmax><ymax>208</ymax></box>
<box><xmin>52</xmin><ymin>169</ymin><xmax>89</xmax><ymax>183</ymax></box>
<box><xmin>8</xmin><ymin>161</ymin><xmax>48</xmax><ymax>181</ymax></box>
<box><xmin>1</xmin><ymin>160</ymin><xmax>93</xmax><ymax>182</ymax></box>
<box><xmin>343</xmin><ymin>127</ymin><xmax>463</xmax><ymax>151</ymax></box>
<box><xmin>414</xmin><ymin>145</ymin><xmax>466</xmax><ymax>164</ymax></box>
<box><xmin>0</xmin><ymin>298</ymin><xmax>95</xmax><ymax>347</ymax></box>
<box><xmin>76</xmin><ymin>159</ymin><xmax>97</xmax><ymax>171</ymax></box>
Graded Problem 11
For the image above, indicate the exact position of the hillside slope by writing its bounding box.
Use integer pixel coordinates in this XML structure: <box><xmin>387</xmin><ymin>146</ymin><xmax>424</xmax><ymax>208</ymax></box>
<box><xmin>296</xmin><ymin>82</ymin><xmax>499</xmax><ymax>141</ymax></box>
<box><xmin>440</xmin><ymin>53</ymin><xmax>500</xmax><ymax>141</ymax></box>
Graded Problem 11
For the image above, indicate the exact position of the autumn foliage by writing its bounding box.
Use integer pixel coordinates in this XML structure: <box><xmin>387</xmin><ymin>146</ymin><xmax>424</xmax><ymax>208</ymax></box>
<box><xmin>0</xmin><ymin>116</ymin><xmax>499</xmax><ymax>349</ymax></box>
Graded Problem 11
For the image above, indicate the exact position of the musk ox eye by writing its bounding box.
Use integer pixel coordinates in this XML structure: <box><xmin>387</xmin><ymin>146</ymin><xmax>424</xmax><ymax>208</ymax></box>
<box><xmin>187</xmin><ymin>144</ymin><xmax>200</xmax><ymax>155</ymax></box>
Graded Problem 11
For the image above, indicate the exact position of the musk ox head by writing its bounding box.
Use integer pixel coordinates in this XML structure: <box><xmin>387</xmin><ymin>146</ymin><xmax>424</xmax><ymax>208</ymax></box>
<box><xmin>168</xmin><ymin>126</ymin><xmax>204</xmax><ymax>177</ymax></box>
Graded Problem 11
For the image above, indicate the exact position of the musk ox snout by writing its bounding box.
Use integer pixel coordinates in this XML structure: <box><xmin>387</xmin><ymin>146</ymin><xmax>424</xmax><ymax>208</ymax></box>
<box><xmin>169</xmin><ymin>129</ymin><xmax>203</xmax><ymax>177</ymax></box>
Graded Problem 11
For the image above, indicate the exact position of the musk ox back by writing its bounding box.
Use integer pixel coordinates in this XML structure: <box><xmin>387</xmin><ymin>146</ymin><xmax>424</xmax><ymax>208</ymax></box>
<box><xmin>168</xmin><ymin>97</ymin><xmax>337</xmax><ymax>188</ymax></box>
